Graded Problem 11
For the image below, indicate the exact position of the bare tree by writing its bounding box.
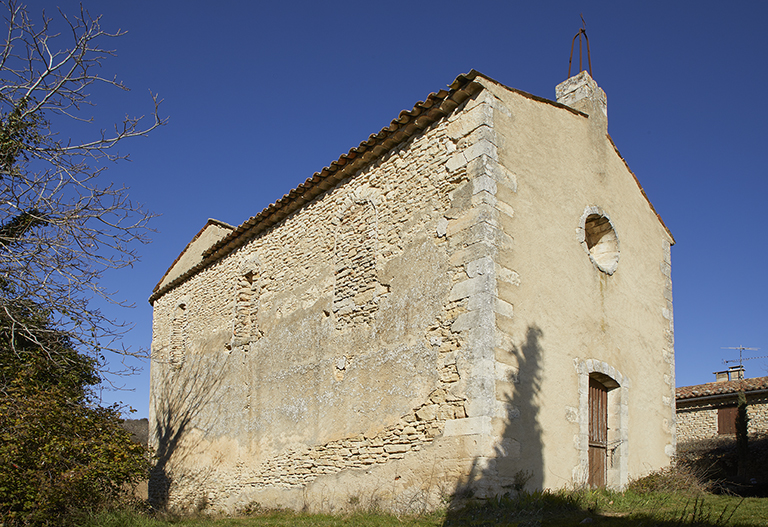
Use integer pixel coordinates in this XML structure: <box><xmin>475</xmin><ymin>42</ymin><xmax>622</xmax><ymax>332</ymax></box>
<box><xmin>0</xmin><ymin>0</ymin><xmax>165</xmax><ymax>376</ymax></box>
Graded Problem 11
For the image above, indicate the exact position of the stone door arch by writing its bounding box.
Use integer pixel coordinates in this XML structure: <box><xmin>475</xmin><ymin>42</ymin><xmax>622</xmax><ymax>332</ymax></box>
<box><xmin>575</xmin><ymin>360</ymin><xmax>629</xmax><ymax>489</ymax></box>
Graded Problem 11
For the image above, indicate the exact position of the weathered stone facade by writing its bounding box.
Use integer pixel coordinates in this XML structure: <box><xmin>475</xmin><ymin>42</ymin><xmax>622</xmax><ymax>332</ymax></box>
<box><xmin>676</xmin><ymin>376</ymin><xmax>768</xmax><ymax>442</ymax></box>
<box><xmin>149</xmin><ymin>70</ymin><xmax>675</xmax><ymax>513</ymax></box>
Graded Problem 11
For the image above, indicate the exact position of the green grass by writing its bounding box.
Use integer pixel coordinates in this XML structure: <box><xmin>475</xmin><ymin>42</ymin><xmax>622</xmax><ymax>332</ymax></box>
<box><xmin>79</xmin><ymin>491</ymin><xmax>768</xmax><ymax>527</ymax></box>
<box><xmin>81</xmin><ymin>509</ymin><xmax>444</xmax><ymax>527</ymax></box>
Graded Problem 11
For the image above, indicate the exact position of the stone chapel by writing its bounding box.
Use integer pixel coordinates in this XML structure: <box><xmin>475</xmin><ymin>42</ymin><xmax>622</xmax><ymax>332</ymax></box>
<box><xmin>148</xmin><ymin>70</ymin><xmax>676</xmax><ymax>513</ymax></box>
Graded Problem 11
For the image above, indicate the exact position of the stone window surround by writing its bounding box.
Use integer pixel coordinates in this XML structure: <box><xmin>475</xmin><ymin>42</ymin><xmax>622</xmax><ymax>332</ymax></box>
<box><xmin>332</xmin><ymin>192</ymin><xmax>381</xmax><ymax>329</ymax></box>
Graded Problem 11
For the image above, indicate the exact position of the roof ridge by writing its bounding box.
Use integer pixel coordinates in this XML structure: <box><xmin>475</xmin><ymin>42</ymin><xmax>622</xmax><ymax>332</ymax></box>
<box><xmin>149</xmin><ymin>70</ymin><xmax>674</xmax><ymax>305</ymax></box>
<box><xmin>676</xmin><ymin>376</ymin><xmax>768</xmax><ymax>400</ymax></box>
<box><xmin>149</xmin><ymin>70</ymin><xmax>485</xmax><ymax>304</ymax></box>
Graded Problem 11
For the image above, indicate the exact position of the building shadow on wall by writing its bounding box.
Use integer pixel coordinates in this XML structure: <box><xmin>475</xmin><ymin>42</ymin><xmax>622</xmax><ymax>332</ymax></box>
<box><xmin>442</xmin><ymin>324</ymin><xmax>544</xmax><ymax>515</ymax></box>
<box><xmin>438</xmin><ymin>326</ymin><xmax>741</xmax><ymax>527</ymax></box>
<box><xmin>149</xmin><ymin>352</ymin><xmax>229</xmax><ymax>510</ymax></box>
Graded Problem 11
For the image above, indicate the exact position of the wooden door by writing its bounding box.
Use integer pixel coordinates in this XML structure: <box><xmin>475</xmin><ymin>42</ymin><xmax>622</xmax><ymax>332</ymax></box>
<box><xmin>588</xmin><ymin>377</ymin><xmax>608</xmax><ymax>488</ymax></box>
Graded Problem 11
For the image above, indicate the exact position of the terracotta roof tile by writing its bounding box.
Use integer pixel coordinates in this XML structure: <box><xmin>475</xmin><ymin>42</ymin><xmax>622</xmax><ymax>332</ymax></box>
<box><xmin>676</xmin><ymin>376</ymin><xmax>768</xmax><ymax>400</ymax></box>
<box><xmin>149</xmin><ymin>71</ymin><xmax>486</xmax><ymax>304</ymax></box>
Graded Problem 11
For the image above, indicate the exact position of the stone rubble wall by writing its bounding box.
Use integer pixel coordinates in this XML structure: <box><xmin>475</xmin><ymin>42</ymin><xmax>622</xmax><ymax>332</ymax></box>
<box><xmin>676</xmin><ymin>396</ymin><xmax>768</xmax><ymax>443</ymax></box>
<box><xmin>238</xmin><ymin>389</ymin><xmax>465</xmax><ymax>490</ymax></box>
<box><xmin>149</xmin><ymin>86</ymin><xmax>502</xmax><ymax>513</ymax></box>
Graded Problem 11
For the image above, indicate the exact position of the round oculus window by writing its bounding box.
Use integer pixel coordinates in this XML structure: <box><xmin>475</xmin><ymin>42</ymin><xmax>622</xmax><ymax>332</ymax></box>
<box><xmin>580</xmin><ymin>208</ymin><xmax>619</xmax><ymax>275</ymax></box>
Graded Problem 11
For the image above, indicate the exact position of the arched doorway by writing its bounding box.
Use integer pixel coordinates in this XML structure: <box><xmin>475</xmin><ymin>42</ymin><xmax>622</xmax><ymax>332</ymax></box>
<box><xmin>586</xmin><ymin>371</ymin><xmax>621</xmax><ymax>488</ymax></box>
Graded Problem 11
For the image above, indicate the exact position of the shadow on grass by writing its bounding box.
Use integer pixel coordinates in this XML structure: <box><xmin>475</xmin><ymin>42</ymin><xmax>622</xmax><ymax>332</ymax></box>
<box><xmin>678</xmin><ymin>433</ymin><xmax>768</xmax><ymax>497</ymax></box>
<box><xmin>441</xmin><ymin>491</ymin><xmax>755</xmax><ymax>527</ymax></box>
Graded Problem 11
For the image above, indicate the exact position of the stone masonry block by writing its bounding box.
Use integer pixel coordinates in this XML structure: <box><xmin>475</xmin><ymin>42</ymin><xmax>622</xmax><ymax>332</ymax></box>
<box><xmin>446</xmin><ymin>204</ymin><xmax>499</xmax><ymax>238</ymax></box>
<box><xmin>449</xmin><ymin>221</ymin><xmax>510</xmax><ymax>251</ymax></box>
<box><xmin>443</xmin><ymin>416</ymin><xmax>492</xmax><ymax>437</ymax></box>
<box><xmin>449</xmin><ymin>243</ymin><xmax>496</xmax><ymax>268</ymax></box>
<box><xmin>465</xmin><ymin>383</ymin><xmax>496</xmax><ymax>418</ymax></box>
<box><xmin>466</xmin><ymin>154</ymin><xmax>517</xmax><ymax>189</ymax></box>
<box><xmin>445</xmin><ymin>152</ymin><xmax>468</xmax><ymax>173</ymax></box>
<box><xmin>497</xmin><ymin>209</ymin><xmax>514</xmax><ymax>237</ymax></box>
<box><xmin>461</xmin><ymin>88</ymin><xmax>495</xmax><ymax>113</ymax></box>
<box><xmin>446</xmin><ymin>103</ymin><xmax>493</xmax><ymax>141</ymax></box>
<box><xmin>415</xmin><ymin>405</ymin><xmax>438</xmax><ymax>421</ymax></box>
<box><xmin>496</xmin><ymin>183</ymin><xmax>516</xmax><ymax>211</ymax></box>
<box><xmin>493</xmin><ymin>246</ymin><xmax>515</xmax><ymax>271</ymax></box>
<box><xmin>495</xmin><ymin>379</ymin><xmax>515</xmax><ymax>402</ymax></box>
<box><xmin>660</xmin><ymin>261</ymin><xmax>671</xmax><ymax>278</ymax></box>
<box><xmin>473</xmin><ymin>175</ymin><xmax>497</xmax><ymax>196</ymax></box>
<box><xmin>446</xmin><ymin>182</ymin><xmax>473</xmax><ymax>219</ymax></box>
<box><xmin>464</xmin><ymin>125</ymin><xmax>496</xmax><ymax>149</ymax></box>
<box><xmin>494</xmin><ymin>298</ymin><xmax>514</xmax><ymax>319</ymax></box>
<box><xmin>495</xmin><ymin>400</ymin><xmax>520</xmax><ymax>420</ymax></box>
<box><xmin>452</xmin><ymin>309</ymin><xmax>493</xmax><ymax>333</ymax></box>
<box><xmin>494</xmin><ymin>331</ymin><xmax>514</xmax><ymax>352</ymax></box>
<box><xmin>467</xmin><ymin>292</ymin><xmax>498</xmax><ymax>313</ymax></box>
<box><xmin>449</xmin><ymin>274</ymin><xmax>495</xmax><ymax>301</ymax></box>
<box><xmin>495</xmin><ymin>198</ymin><xmax>514</xmax><ymax>219</ymax></box>
<box><xmin>496</xmin><ymin>265</ymin><xmax>520</xmax><ymax>286</ymax></box>
<box><xmin>494</xmin><ymin>311</ymin><xmax>515</xmax><ymax>335</ymax></box>
<box><xmin>495</xmin><ymin>361</ymin><xmax>519</xmax><ymax>383</ymax></box>
<box><xmin>463</xmin><ymin>140</ymin><xmax>497</xmax><ymax>164</ymax></box>
<box><xmin>496</xmin><ymin>280</ymin><xmax>519</xmax><ymax>312</ymax></box>
<box><xmin>466</xmin><ymin>256</ymin><xmax>494</xmax><ymax>278</ymax></box>
<box><xmin>436</xmin><ymin>217</ymin><xmax>448</xmax><ymax>237</ymax></box>
<box><xmin>471</xmin><ymin>190</ymin><xmax>497</xmax><ymax>210</ymax></box>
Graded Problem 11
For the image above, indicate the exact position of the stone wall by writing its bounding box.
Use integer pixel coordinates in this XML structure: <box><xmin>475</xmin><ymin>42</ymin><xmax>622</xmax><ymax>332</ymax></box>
<box><xmin>149</xmin><ymin>85</ymin><xmax>503</xmax><ymax>513</ymax></box>
<box><xmin>677</xmin><ymin>395</ymin><xmax>768</xmax><ymax>443</ymax></box>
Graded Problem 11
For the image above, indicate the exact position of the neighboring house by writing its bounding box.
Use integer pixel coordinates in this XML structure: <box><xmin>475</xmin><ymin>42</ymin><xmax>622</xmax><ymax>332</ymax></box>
<box><xmin>676</xmin><ymin>369</ymin><xmax>768</xmax><ymax>442</ymax></box>
<box><xmin>148</xmin><ymin>69</ymin><xmax>675</xmax><ymax>514</ymax></box>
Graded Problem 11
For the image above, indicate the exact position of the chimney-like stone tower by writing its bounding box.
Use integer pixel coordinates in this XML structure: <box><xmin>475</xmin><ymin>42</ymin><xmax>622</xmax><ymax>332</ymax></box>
<box><xmin>555</xmin><ymin>71</ymin><xmax>607</xmax><ymax>123</ymax></box>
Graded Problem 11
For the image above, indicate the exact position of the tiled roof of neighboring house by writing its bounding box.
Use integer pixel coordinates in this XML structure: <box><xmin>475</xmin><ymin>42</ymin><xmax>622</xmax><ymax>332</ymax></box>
<box><xmin>149</xmin><ymin>70</ymin><xmax>673</xmax><ymax>305</ymax></box>
<box><xmin>676</xmin><ymin>376</ymin><xmax>768</xmax><ymax>401</ymax></box>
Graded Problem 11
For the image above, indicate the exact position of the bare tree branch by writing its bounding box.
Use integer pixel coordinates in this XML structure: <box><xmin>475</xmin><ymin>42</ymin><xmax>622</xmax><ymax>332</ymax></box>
<box><xmin>0</xmin><ymin>0</ymin><xmax>166</xmax><ymax>379</ymax></box>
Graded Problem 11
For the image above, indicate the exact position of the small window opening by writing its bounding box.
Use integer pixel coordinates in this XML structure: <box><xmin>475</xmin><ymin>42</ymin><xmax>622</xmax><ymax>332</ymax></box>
<box><xmin>234</xmin><ymin>271</ymin><xmax>259</xmax><ymax>345</ymax></box>
<box><xmin>170</xmin><ymin>303</ymin><xmax>187</xmax><ymax>367</ymax></box>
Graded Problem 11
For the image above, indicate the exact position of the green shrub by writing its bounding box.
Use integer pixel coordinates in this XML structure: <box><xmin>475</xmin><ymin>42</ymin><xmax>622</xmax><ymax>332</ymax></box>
<box><xmin>0</xmin><ymin>304</ymin><xmax>149</xmax><ymax>526</ymax></box>
<box><xmin>627</xmin><ymin>463</ymin><xmax>710</xmax><ymax>495</ymax></box>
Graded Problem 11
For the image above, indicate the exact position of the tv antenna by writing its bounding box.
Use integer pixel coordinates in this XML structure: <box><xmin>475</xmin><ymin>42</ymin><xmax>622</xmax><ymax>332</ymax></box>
<box><xmin>568</xmin><ymin>14</ymin><xmax>592</xmax><ymax>78</ymax></box>
<box><xmin>721</xmin><ymin>345</ymin><xmax>765</xmax><ymax>368</ymax></box>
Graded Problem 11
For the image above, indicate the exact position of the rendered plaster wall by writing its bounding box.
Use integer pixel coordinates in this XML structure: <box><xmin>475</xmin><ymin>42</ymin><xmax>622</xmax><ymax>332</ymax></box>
<box><xmin>677</xmin><ymin>396</ymin><xmax>768</xmax><ymax>442</ymax></box>
<box><xmin>149</xmin><ymin>89</ymin><xmax>506</xmax><ymax>514</ymax></box>
<box><xmin>478</xmin><ymin>75</ymin><xmax>675</xmax><ymax>490</ymax></box>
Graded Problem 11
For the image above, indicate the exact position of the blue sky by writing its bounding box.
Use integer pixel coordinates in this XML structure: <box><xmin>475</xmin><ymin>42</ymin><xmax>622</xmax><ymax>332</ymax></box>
<box><xmin>21</xmin><ymin>1</ymin><xmax>767</xmax><ymax>417</ymax></box>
